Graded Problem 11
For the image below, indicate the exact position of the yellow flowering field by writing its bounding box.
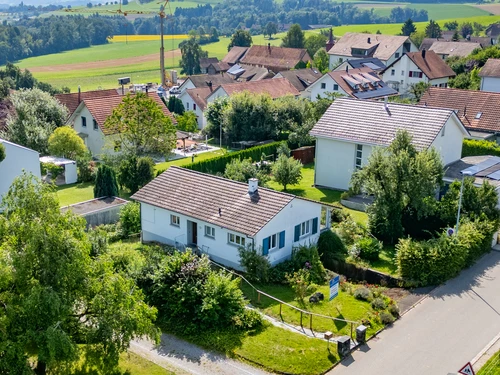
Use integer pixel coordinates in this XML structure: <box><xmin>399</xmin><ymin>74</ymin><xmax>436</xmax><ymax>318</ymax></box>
<box><xmin>110</xmin><ymin>35</ymin><xmax>189</xmax><ymax>42</ymax></box>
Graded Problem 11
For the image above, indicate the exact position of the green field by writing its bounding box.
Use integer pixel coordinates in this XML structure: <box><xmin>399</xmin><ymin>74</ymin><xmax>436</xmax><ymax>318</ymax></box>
<box><xmin>372</xmin><ymin>4</ymin><xmax>492</xmax><ymax>20</ymax></box>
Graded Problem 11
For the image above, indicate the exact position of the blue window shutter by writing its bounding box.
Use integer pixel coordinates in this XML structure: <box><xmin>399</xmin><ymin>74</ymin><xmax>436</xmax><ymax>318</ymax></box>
<box><xmin>263</xmin><ymin>237</ymin><xmax>269</xmax><ymax>255</ymax></box>
<box><xmin>312</xmin><ymin>218</ymin><xmax>318</xmax><ymax>234</ymax></box>
<box><xmin>279</xmin><ymin>231</ymin><xmax>285</xmax><ymax>248</ymax></box>
<box><xmin>294</xmin><ymin>225</ymin><xmax>300</xmax><ymax>242</ymax></box>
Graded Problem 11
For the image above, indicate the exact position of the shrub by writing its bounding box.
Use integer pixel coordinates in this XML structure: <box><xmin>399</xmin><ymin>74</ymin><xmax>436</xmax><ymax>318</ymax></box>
<box><xmin>238</xmin><ymin>246</ymin><xmax>270</xmax><ymax>283</ymax></box>
<box><xmin>388</xmin><ymin>303</ymin><xmax>400</xmax><ymax>317</ymax></box>
<box><xmin>462</xmin><ymin>139</ymin><xmax>500</xmax><ymax>157</ymax></box>
<box><xmin>0</xmin><ymin>143</ymin><xmax>5</xmax><ymax>162</ymax></box>
<box><xmin>41</xmin><ymin>162</ymin><xmax>64</xmax><ymax>180</ymax></box>
<box><xmin>88</xmin><ymin>227</ymin><xmax>109</xmax><ymax>257</ymax></box>
<box><xmin>120</xmin><ymin>202</ymin><xmax>141</xmax><ymax>237</ymax></box>
<box><xmin>291</xmin><ymin>244</ymin><xmax>326</xmax><ymax>283</ymax></box>
<box><xmin>318</xmin><ymin>230</ymin><xmax>347</xmax><ymax>270</ymax></box>
<box><xmin>335</xmin><ymin>217</ymin><xmax>366</xmax><ymax>246</ymax></box>
<box><xmin>94</xmin><ymin>164</ymin><xmax>119</xmax><ymax>198</ymax></box>
<box><xmin>77</xmin><ymin>152</ymin><xmax>96</xmax><ymax>182</ymax></box>
<box><xmin>268</xmin><ymin>260</ymin><xmax>295</xmax><ymax>284</ymax></box>
<box><xmin>356</xmin><ymin>237</ymin><xmax>382</xmax><ymax>261</ymax></box>
<box><xmin>371</xmin><ymin>297</ymin><xmax>387</xmax><ymax>310</ymax></box>
<box><xmin>286</xmin><ymin>269</ymin><xmax>311</xmax><ymax>301</ymax></box>
<box><xmin>119</xmin><ymin>155</ymin><xmax>154</xmax><ymax>194</ymax></box>
<box><xmin>353</xmin><ymin>287</ymin><xmax>372</xmax><ymax>301</ymax></box>
<box><xmin>331</xmin><ymin>208</ymin><xmax>349</xmax><ymax>223</ymax></box>
<box><xmin>380</xmin><ymin>312</ymin><xmax>395</xmax><ymax>325</ymax></box>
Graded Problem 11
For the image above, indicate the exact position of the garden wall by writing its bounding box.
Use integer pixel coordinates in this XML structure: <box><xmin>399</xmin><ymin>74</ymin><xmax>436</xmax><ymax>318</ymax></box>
<box><xmin>330</xmin><ymin>260</ymin><xmax>402</xmax><ymax>287</ymax></box>
<box><xmin>291</xmin><ymin>146</ymin><xmax>315</xmax><ymax>165</ymax></box>
<box><xmin>61</xmin><ymin>197</ymin><xmax>129</xmax><ymax>228</ymax></box>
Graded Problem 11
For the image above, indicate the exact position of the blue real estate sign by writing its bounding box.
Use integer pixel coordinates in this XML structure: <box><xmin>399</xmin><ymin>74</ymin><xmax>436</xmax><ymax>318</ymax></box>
<box><xmin>329</xmin><ymin>275</ymin><xmax>340</xmax><ymax>301</ymax></box>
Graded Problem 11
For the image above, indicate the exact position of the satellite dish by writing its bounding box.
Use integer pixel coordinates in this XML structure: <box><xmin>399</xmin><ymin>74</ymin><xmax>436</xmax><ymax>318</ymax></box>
<box><xmin>447</xmin><ymin>228</ymin><xmax>455</xmax><ymax>236</ymax></box>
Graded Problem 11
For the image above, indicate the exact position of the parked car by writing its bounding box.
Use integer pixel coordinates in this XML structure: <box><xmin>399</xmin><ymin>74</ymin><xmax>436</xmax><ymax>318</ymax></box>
<box><xmin>169</xmin><ymin>86</ymin><xmax>181</xmax><ymax>95</ymax></box>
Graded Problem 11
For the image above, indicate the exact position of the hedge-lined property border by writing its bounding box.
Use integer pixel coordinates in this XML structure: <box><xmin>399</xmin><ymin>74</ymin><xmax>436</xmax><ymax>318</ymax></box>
<box><xmin>157</xmin><ymin>141</ymin><xmax>283</xmax><ymax>176</ymax></box>
<box><xmin>462</xmin><ymin>139</ymin><xmax>500</xmax><ymax>157</ymax></box>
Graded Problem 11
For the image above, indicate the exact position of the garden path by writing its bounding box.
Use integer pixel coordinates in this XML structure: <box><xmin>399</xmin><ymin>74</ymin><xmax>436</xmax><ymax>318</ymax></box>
<box><xmin>330</xmin><ymin>250</ymin><xmax>500</xmax><ymax>375</ymax></box>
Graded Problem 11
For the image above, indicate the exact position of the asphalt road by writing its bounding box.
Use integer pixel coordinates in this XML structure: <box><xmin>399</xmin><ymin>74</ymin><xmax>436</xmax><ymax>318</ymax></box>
<box><xmin>331</xmin><ymin>250</ymin><xmax>500</xmax><ymax>375</ymax></box>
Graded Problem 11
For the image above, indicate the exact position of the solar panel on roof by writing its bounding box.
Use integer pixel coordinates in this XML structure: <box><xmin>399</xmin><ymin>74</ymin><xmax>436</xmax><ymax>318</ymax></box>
<box><xmin>363</xmin><ymin>62</ymin><xmax>382</xmax><ymax>70</ymax></box>
<box><xmin>487</xmin><ymin>170</ymin><xmax>500</xmax><ymax>180</ymax></box>
<box><xmin>461</xmin><ymin>156</ymin><xmax>500</xmax><ymax>175</ymax></box>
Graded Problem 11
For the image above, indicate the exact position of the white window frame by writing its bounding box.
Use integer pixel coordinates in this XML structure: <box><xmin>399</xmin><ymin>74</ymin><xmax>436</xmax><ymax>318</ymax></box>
<box><xmin>228</xmin><ymin>233</ymin><xmax>246</xmax><ymax>247</ymax></box>
<box><xmin>355</xmin><ymin>144</ymin><xmax>363</xmax><ymax>169</ymax></box>
<box><xmin>186</xmin><ymin>102</ymin><xmax>190</xmax><ymax>110</ymax></box>
<box><xmin>300</xmin><ymin>220</ymin><xmax>311</xmax><ymax>237</ymax></box>
<box><xmin>93</xmin><ymin>119</ymin><xmax>98</xmax><ymax>131</ymax></box>
<box><xmin>267</xmin><ymin>233</ymin><xmax>278</xmax><ymax>251</ymax></box>
<box><xmin>205</xmin><ymin>225</ymin><xmax>215</xmax><ymax>238</ymax></box>
<box><xmin>81</xmin><ymin>116</ymin><xmax>87</xmax><ymax>128</ymax></box>
<box><xmin>170</xmin><ymin>214</ymin><xmax>180</xmax><ymax>227</ymax></box>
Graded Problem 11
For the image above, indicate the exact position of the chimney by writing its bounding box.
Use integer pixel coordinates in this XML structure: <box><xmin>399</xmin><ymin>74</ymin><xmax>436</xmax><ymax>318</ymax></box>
<box><xmin>78</xmin><ymin>85</ymin><xmax>81</xmax><ymax>103</ymax></box>
<box><xmin>248</xmin><ymin>178</ymin><xmax>258</xmax><ymax>194</ymax></box>
<box><xmin>346</xmin><ymin>65</ymin><xmax>349</xmax><ymax>73</ymax></box>
<box><xmin>384</xmin><ymin>96</ymin><xmax>389</xmax><ymax>111</ymax></box>
<box><xmin>207</xmin><ymin>81</ymin><xmax>213</xmax><ymax>91</ymax></box>
<box><xmin>421</xmin><ymin>49</ymin><xmax>426</xmax><ymax>59</ymax></box>
<box><xmin>268</xmin><ymin>43</ymin><xmax>271</xmax><ymax>54</ymax></box>
<box><xmin>367</xmin><ymin>37</ymin><xmax>371</xmax><ymax>44</ymax></box>
<box><xmin>464</xmin><ymin>105</ymin><xmax>467</xmax><ymax>117</ymax></box>
<box><xmin>218</xmin><ymin>208</ymin><xmax>222</xmax><ymax>216</ymax></box>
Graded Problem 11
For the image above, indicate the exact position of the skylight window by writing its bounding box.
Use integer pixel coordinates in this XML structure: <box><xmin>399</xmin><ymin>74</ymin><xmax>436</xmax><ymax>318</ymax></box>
<box><xmin>475</xmin><ymin>112</ymin><xmax>483</xmax><ymax>119</ymax></box>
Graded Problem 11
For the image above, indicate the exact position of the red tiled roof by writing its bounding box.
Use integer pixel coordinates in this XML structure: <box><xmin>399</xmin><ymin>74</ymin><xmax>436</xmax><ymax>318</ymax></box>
<box><xmin>419</xmin><ymin>87</ymin><xmax>500</xmax><ymax>133</ymax></box>
<box><xmin>55</xmin><ymin>89</ymin><xmax>120</xmax><ymax>116</ymax></box>
<box><xmin>216</xmin><ymin>77</ymin><xmax>300</xmax><ymax>98</ymax></box>
<box><xmin>240</xmin><ymin>45</ymin><xmax>310</xmax><ymax>72</ymax></box>
<box><xmin>222</xmin><ymin>46</ymin><xmax>249</xmax><ymax>65</ymax></box>
<box><xmin>185</xmin><ymin>86</ymin><xmax>214</xmax><ymax>111</ymax></box>
<box><xmin>83</xmin><ymin>92</ymin><xmax>175</xmax><ymax>135</ymax></box>
<box><xmin>406</xmin><ymin>50</ymin><xmax>456</xmax><ymax>80</ymax></box>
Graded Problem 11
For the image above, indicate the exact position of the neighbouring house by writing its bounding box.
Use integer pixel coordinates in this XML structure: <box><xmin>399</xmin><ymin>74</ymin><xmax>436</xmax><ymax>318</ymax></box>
<box><xmin>327</xmin><ymin>33</ymin><xmax>418</xmax><ymax>69</ymax></box>
<box><xmin>273</xmin><ymin>68</ymin><xmax>323</xmax><ymax>98</ymax></box>
<box><xmin>67</xmin><ymin>92</ymin><xmax>175</xmax><ymax>157</ymax></box>
<box><xmin>308</xmin><ymin>67</ymin><xmax>399</xmax><ymax>102</ymax></box>
<box><xmin>486</xmin><ymin>22</ymin><xmax>500</xmax><ymax>44</ymax></box>
<box><xmin>310</xmin><ymin>98</ymin><xmax>469</xmax><ymax>190</ymax></box>
<box><xmin>0</xmin><ymin>139</ymin><xmax>41</xmax><ymax>202</ymax></box>
<box><xmin>131</xmin><ymin>166</ymin><xmax>331</xmax><ymax>269</ymax></box>
<box><xmin>334</xmin><ymin>57</ymin><xmax>386</xmax><ymax>73</ymax></box>
<box><xmin>419</xmin><ymin>87</ymin><xmax>500</xmax><ymax>141</ymax></box>
<box><xmin>444</xmin><ymin>155</ymin><xmax>500</xmax><ymax>210</ymax></box>
<box><xmin>55</xmin><ymin>88</ymin><xmax>120</xmax><ymax>118</ymax></box>
<box><xmin>226</xmin><ymin>64</ymin><xmax>274</xmax><ymax>82</ymax></box>
<box><xmin>40</xmin><ymin>156</ymin><xmax>77</xmax><ymax>185</ymax></box>
<box><xmin>221</xmin><ymin>46</ymin><xmax>249</xmax><ymax>66</ymax></box>
<box><xmin>420</xmin><ymin>37</ymin><xmax>494</xmax><ymax>52</ymax></box>
<box><xmin>428</xmin><ymin>41</ymin><xmax>482</xmax><ymax>59</ymax></box>
<box><xmin>207</xmin><ymin>61</ymin><xmax>231</xmax><ymax>75</ymax></box>
<box><xmin>479</xmin><ymin>59</ymin><xmax>500</xmax><ymax>93</ymax></box>
<box><xmin>238</xmin><ymin>44</ymin><xmax>311</xmax><ymax>73</ymax></box>
<box><xmin>381</xmin><ymin>50</ymin><xmax>456</xmax><ymax>96</ymax></box>
<box><xmin>179</xmin><ymin>78</ymin><xmax>300</xmax><ymax>129</ymax></box>
<box><xmin>199</xmin><ymin>57</ymin><xmax>220</xmax><ymax>74</ymax></box>
<box><xmin>177</xmin><ymin>74</ymin><xmax>235</xmax><ymax>94</ymax></box>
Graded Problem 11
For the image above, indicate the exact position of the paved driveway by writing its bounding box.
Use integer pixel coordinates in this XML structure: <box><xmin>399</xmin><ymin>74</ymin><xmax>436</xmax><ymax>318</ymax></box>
<box><xmin>331</xmin><ymin>250</ymin><xmax>500</xmax><ymax>375</ymax></box>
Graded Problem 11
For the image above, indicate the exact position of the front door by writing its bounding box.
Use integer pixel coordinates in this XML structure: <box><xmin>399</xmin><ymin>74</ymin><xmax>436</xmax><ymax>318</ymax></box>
<box><xmin>192</xmin><ymin>221</ymin><xmax>198</xmax><ymax>245</ymax></box>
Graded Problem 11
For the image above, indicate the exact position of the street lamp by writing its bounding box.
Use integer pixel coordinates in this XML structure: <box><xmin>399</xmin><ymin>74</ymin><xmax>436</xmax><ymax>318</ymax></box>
<box><xmin>455</xmin><ymin>170</ymin><xmax>473</xmax><ymax>235</ymax></box>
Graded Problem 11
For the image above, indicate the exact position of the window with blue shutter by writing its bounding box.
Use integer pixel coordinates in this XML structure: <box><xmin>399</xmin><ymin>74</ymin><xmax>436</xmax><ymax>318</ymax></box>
<box><xmin>312</xmin><ymin>218</ymin><xmax>318</xmax><ymax>234</ymax></box>
<box><xmin>262</xmin><ymin>237</ymin><xmax>270</xmax><ymax>255</ymax></box>
<box><xmin>279</xmin><ymin>231</ymin><xmax>285</xmax><ymax>248</ymax></box>
<box><xmin>294</xmin><ymin>225</ymin><xmax>300</xmax><ymax>242</ymax></box>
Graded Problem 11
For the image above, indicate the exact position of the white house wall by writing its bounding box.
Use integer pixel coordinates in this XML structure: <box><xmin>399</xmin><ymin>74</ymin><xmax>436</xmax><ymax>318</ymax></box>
<box><xmin>430</xmin><ymin>116</ymin><xmax>465</xmax><ymax>166</ymax></box>
<box><xmin>481</xmin><ymin>76</ymin><xmax>500</xmax><ymax>93</ymax></box>
<box><xmin>314</xmin><ymin>137</ymin><xmax>372</xmax><ymax>190</ymax></box>
<box><xmin>309</xmin><ymin>75</ymin><xmax>348</xmax><ymax>102</ymax></box>
<box><xmin>254</xmin><ymin>198</ymin><xmax>322</xmax><ymax>266</ymax></box>
<box><xmin>178</xmin><ymin>79</ymin><xmax>196</xmax><ymax>94</ymax></box>
<box><xmin>178</xmin><ymin>92</ymin><xmax>207</xmax><ymax>129</ymax></box>
<box><xmin>0</xmin><ymin>140</ymin><xmax>40</xmax><ymax>202</ymax></box>
<box><xmin>72</xmin><ymin>106</ymin><xmax>107</xmax><ymax>157</ymax></box>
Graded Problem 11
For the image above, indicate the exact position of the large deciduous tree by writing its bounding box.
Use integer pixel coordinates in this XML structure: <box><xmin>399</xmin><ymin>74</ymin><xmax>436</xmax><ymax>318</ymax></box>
<box><xmin>179</xmin><ymin>37</ymin><xmax>207</xmax><ymax>75</ymax></box>
<box><xmin>176</xmin><ymin>111</ymin><xmax>198</xmax><ymax>133</ymax></box>
<box><xmin>0</xmin><ymin>173</ymin><xmax>158</xmax><ymax>374</ymax></box>
<box><xmin>282</xmin><ymin>24</ymin><xmax>305</xmax><ymax>49</ymax></box>
<box><xmin>304</xmin><ymin>33</ymin><xmax>327</xmax><ymax>57</ymax></box>
<box><xmin>48</xmin><ymin>126</ymin><xmax>87</xmax><ymax>160</ymax></box>
<box><xmin>265</xmin><ymin>22</ymin><xmax>278</xmax><ymax>39</ymax></box>
<box><xmin>2</xmin><ymin>88</ymin><xmax>68</xmax><ymax>154</ymax></box>
<box><xmin>104</xmin><ymin>92</ymin><xmax>176</xmax><ymax>156</ymax></box>
<box><xmin>313</xmin><ymin>48</ymin><xmax>329</xmax><ymax>73</ymax></box>
<box><xmin>351</xmin><ymin>130</ymin><xmax>444</xmax><ymax>243</ymax></box>
<box><xmin>227</xmin><ymin>29</ymin><xmax>253</xmax><ymax>51</ymax></box>
<box><xmin>272</xmin><ymin>145</ymin><xmax>303</xmax><ymax>191</ymax></box>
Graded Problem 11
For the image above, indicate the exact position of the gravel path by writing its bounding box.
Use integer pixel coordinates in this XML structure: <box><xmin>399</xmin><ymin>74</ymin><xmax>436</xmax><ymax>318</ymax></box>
<box><xmin>130</xmin><ymin>333</ymin><xmax>273</xmax><ymax>375</ymax></box>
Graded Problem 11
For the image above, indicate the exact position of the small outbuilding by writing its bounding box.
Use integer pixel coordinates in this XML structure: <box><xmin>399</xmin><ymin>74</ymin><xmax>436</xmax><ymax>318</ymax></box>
<box><xmin>40</xmin><ymin>156</ymin><xmax>78</xmax><ymax>185</ymax></box>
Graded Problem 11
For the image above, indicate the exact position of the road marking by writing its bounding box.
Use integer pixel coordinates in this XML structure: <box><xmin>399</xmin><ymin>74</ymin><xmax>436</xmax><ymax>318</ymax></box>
<box><xmin>471</xmin><ymin>329</ymin><xmax>500</xmax><ymax>364</ymax></box>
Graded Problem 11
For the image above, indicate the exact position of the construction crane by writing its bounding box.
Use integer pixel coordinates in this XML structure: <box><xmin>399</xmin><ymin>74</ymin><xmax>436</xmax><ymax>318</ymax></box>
<box><xmin>65</xmin><ymin>0</ymin><xmax>172</xmax><ymax>88</ymax></box>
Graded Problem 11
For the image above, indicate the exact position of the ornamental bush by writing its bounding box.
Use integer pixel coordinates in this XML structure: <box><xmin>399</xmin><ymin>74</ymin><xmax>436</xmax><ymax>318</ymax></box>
<box><xmin>318</xmin><ymin>230</ymin><xmax>347</xmax><ymax>270</ymax></box>
<box><xmin>119</xmin><ymin>201</ymin><xmax>141</xmax><ymax>237</ymax></box>
<box><xmin>371</xmin><ymin>297</ymin><xmax>387</xmax><ymax>310</ymax></box>
<box><xmin>353</xmin><ymin>287</ymin><xmax>372</xmax><ymax>301</ymax></box>
<box><xmin>380</xmin><ymin>312</ymin><xmax>395</xmax><ymax>325</ymax></box>
<box><xmin>291</xmin><ymin>244</ymin><xmax>326</xmax><ymax>284</ymax></box>
<box><xmin>94</xmin><ymin>164</ymin><xmax>119</xmax><ymax>198</ymax></box>
<box><xmin>238</xmin><ymin>246</ymin><xmax>270</xmax><ymax>283</ymax></box>
<box><xmin>356</xmin><ymin>237</ymin><xmax>382</xmax><ymax>261</ymax></box>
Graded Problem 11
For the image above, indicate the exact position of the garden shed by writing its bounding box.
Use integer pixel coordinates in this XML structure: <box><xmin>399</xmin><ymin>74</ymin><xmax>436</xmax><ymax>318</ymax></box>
<box><xmin>61</xmin><ymin>196</ymin><xmax>129</xmax><ymax>228</ymax></box>
<box><xmin>40</xmin><ymin>156</ymin><xmax>78</xmax><ymax>185</ymax></box>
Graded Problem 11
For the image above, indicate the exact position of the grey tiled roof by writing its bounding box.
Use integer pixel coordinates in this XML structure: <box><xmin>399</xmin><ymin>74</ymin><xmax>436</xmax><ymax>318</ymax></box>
<box><xmin>131</xmin><ymin>166</ymin><xmax>295</xmax><ymax>236</ymax></box>
<box><xmin>310</xmin><ymin>98</ymin><xmax>454</xmax><ymax>150</ymax></box>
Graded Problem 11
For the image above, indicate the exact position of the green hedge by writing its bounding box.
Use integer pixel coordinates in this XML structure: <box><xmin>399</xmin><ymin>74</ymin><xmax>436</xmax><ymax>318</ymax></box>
<box><xmin>396</xmin><ymin>219</ymin><xmax>495</xmax><ymax>286</ymax></box>
<box><xmin>157</xmin><ymin>141</ymin><xmax>283</xmax><ymax>176</ymax></box>
<box><xmin>462</xmin><ymin>139</ymin><xmax>500</xmax><ymax>157</ymax></box>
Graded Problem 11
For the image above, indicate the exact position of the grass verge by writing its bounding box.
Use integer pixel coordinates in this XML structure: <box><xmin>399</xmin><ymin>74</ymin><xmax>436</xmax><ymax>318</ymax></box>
<box><xmin>118</xmin><ymin>352</ymin><xmax>175</xmax><ymax>375</ymax></box>
<box><xmin>478</xmin><ymin>349</ymin><xmax>500</xmax><ymax>375</ymax></box>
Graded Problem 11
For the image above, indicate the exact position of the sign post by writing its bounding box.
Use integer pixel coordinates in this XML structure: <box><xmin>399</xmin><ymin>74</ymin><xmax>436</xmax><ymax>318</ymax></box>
<box><xmin>329</xmin><ymin>275</ymin><xmax>340</xmax><ymax>301</ymax></box>
<box><xmin>458</xmin><ymin>362</ymin><xmax>475</xmax><ymax>375</ymax></box>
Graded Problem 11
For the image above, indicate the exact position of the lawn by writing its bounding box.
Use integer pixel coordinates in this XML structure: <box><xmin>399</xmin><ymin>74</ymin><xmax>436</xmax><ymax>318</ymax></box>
<box><xmin>240</xmin><ymin>282</ymin><xmax>384</xmax><ymax>338</ymax></box>
<box><xmin>365</xmin><ymin>244</ymin><xmax>398</xmax><ymax>276</ymax></box>
<box><xmin>372</xmin><ymin>4</ymin><xmax>492</xmax><ymax>20</ymax></box>
<box><xmin>118</xmin><ymin>352</ymin><xmax>175</xmax><ymax>375</ymax></box>
<box><xmin>55</xmin><ymin>182</ymin><xmax>132</xmax><ymax>207</ymax></box>
<box><xmin>154</xmin><ymin>149</ymin><xmax>225</xmax><ymax>172</ymax></box>
<box><xmin>478</xmin><ymin>349</ymin><xmax>500</xmax><ymax>375</ymax></box>
<box><xmin>267</xmin><ymin>163</ymin><xmax>368</xmax><ymax>225</ymax></box>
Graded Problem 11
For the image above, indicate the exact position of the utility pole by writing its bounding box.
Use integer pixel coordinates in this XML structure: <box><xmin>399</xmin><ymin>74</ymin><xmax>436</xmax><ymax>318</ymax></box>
<box><xmin>160</xmin><ymin>6</ymin><xmax>166</xmax><ymax>88</ymax></box>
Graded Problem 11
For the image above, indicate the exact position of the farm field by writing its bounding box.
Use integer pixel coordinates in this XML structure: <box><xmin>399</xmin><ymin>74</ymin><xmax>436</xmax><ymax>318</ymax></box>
<box><xmin>8</xmin><ymin>14</ymin><xmax>500</xmax><ymax>92</ymax></box>
<box><xmin>372</xmin><ymin>3</ymin><xmax>492</xmax><ymax>20</ymax></box>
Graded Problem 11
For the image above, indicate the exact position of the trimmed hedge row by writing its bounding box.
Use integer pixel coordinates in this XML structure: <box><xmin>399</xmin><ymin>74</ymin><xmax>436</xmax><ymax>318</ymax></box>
<box><xmin>462</xmin><ymin>139</ymin><xmax>500</xmax><ymax>157</ymax></box>
<box><xmin>396</xmin><ymin>219</ymin><xmax>495</xmax><ymax>286</ymax></box>
<box><xmin>157</xmin><ymin>141</ymin><xmax>283</xmax><ymax>176</ymax></box>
